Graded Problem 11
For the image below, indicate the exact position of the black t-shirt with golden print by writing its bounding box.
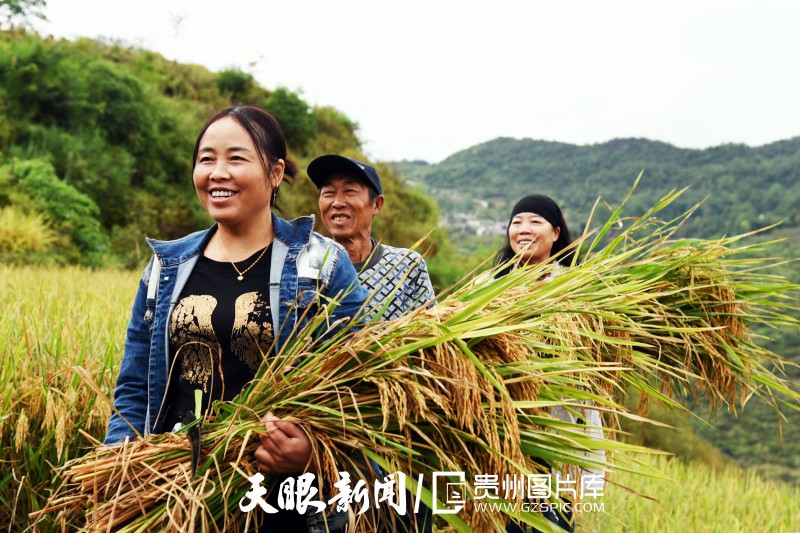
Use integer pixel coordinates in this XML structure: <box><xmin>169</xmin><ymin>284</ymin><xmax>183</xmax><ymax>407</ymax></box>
<box><xmin>163</xmin><ymin>245</ymin><xmax>274</xmax><ymax>431</ymax></box>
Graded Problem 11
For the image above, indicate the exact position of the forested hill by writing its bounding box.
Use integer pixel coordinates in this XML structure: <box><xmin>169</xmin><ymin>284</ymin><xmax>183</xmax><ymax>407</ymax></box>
<box><xmin>399</xmin><ymin>136</ymin><xmax>800</xmax><ymax>239</ymax></box>
<box><xmin>0</xmin><ymin>28</ymin><xmax>443</xmax><ymax>269</ymax></box>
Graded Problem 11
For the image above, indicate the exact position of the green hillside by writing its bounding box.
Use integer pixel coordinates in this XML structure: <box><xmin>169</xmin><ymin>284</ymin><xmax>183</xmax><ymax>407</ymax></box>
<box><xmin>0</xmin><ymin>27</ymin><xmax>445</xmax><ymax>272</ymax></box>
<box><xmin>399</xmin><ymin>137</ymin><xmax>800</xmax><ymax>485</ymax></box>
<box><xmin>402</xmin><ymin>136</ymin><xmax>800</xmax><ymax>239</ymax></box>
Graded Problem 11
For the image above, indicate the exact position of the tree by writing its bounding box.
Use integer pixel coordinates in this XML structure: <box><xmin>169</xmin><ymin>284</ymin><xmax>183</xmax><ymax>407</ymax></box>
<box><xmin>216</xmin><ymin>67</ymin><xmax>254</xmax><ymax>102</ymax></box>
<box><xmin>264</xmin><ymin>87</ymin><xmax>317</xmax><ymax>151</ymax></box>
<box><xmin>0</xmin><ymin>0</ymin><xmax>46</xmax><ymax>25</ymax></box>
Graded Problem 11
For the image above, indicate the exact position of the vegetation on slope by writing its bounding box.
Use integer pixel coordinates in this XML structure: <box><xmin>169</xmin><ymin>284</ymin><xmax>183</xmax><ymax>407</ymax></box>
<box><xmin>579</xmin><ymin>453</ymin><xmax>800</xmax><ymax>532</ymax></box>
<box><xmin>403</xmin><ymin>136</ymin><xmax>800</xmax><ymax>239</ymax></box>
<box><xmin>0</xmin><ymin>28</ymin><xmax>446</xmax><ymax>278</ymax></box>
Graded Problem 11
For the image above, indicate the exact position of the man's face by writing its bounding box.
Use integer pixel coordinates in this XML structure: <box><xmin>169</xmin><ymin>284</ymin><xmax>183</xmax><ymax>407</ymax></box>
<box><xmin>318</xmin><ymin>174</ymin><xmax>383</xmax><ymax>242</ymax></box>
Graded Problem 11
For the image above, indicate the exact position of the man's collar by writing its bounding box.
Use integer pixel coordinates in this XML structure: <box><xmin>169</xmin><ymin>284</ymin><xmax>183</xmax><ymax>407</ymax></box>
<box><xmin>352</xmin><ymin>237</ymin><xmax>382</xmax><ymax>272</ymax></box>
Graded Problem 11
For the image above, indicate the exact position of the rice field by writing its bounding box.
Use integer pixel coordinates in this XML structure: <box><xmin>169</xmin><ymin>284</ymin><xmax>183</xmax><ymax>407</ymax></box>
<box><xmin>580</xmin><ymin>454</ymin><xmax>800</xmax><ymax>532</ymax></box>
<box><xmin>0</xmin><ymin>264</ymin><xmax>138</xmax><ymax>529</ymax></box>
<box><xmin>2</xmin><ymin>264</ymin><xmax>799</xmax><ymax>531</ymax></box>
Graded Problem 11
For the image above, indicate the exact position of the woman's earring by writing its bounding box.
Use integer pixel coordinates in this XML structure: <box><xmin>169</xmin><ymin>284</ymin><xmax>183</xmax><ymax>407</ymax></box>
<box><xmin>270</xmin><ymin>187</ymin><xmax>278</xmax><ymax>207</ymax></box>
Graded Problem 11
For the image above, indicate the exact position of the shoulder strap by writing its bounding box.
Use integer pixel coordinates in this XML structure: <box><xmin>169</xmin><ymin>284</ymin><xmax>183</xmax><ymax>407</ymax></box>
<box><xmin>147</xmin><ymin>258</ymin><xmax>161</xmax><ymax>299</ymax></box>
<box><xmin>144</xmin><ymin>258</ymin><xmax>161</xmax><ymax>323</ymax></box>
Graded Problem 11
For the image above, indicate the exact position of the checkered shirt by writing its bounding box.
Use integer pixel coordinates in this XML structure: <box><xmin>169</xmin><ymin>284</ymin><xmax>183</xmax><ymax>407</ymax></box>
<box><xmin>357</xmin><ymin>242</ymin><xmax>436</xmax><ymax>321</ymax></box>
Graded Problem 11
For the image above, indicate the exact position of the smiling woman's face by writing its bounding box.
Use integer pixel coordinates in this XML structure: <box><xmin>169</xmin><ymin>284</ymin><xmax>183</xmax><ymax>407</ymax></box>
<box><xmin>192</xmin><ymin>117</ymin><xmax>283</xmax><ymax>231</ymax></box>
<box><xmin>508</xmin><ymin>211</ymin><xmax>560</xmax><ymax>265</ymax></box>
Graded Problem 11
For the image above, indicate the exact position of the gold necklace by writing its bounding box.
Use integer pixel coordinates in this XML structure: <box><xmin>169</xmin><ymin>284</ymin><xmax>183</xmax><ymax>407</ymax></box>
<box><xmin>217</xmin><ymin>237</ymin><xmax>269</xmax><ymax>281</ymax></box>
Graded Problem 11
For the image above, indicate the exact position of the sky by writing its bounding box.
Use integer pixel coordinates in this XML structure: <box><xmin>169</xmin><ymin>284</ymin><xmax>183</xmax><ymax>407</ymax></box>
<box><xmin>30</xmin><ymin>0</ymin><xmax>800</xmax><ymax>163</ymax></box>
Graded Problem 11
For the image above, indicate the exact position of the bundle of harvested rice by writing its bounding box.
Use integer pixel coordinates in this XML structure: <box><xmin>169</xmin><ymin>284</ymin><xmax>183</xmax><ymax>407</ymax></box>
<box><xmin>35</xmin><ymin>192</ymin><xmax>799</xmax><ymax>532</ymax></box>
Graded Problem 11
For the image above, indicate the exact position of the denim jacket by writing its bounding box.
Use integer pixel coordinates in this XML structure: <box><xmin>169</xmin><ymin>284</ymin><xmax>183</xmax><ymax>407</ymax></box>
<box><xmin>104</xmin><ymin>214</ymin><xmax>367</xmax><ymax>445</ymax></box>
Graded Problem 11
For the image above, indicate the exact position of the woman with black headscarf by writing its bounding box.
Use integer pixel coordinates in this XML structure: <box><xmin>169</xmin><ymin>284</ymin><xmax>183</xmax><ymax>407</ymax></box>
<box><xmin>494</xmin><ymin>193</ymin><xmax>574</xmax><ymax>277</ymax></box>
<box><xmin>495</xmin><ymin>194</ymin><xmax>604</xmax><ymax>533</ymax></box>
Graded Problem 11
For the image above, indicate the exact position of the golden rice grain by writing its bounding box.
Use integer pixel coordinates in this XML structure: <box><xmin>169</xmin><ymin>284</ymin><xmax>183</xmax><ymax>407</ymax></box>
<box><xmin>14</xmin><ymin>411</ymin><xmax>29</xmax><ymax>452</ymax></box>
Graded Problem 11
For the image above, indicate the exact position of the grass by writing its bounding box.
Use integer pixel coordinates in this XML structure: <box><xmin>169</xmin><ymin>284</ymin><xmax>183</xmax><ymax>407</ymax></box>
<box><xmin>0</xmin><ymin>264</ymin><xmax>138</xmax><ymax>528</ymax></box>
<box><xmin>0</xmin><ymin>206</ymin><xmax>56</xmax><ymax>255</ymax></box>
<box><xmin>580</xmin><ymin>453</ymin><xmax>800</xmax><ymax>532</ymax></box>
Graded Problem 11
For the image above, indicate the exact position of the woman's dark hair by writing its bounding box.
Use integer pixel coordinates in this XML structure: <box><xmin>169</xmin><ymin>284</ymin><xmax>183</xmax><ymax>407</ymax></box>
<box><xmin>192</xmin><ymin>105</ymin><xmax>299</xmax><ymax>208</ymax></box>
<box><xmin>494</xmin><ymin>194</ymin><xmax>574</xmax><ymax>277</ymax></box>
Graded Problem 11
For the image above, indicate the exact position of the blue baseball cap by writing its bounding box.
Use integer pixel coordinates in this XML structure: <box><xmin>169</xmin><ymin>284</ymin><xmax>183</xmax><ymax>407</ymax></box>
<box><xmin>307</xmin><ymin>154</ymin><xmax>382</xmax><ymax>195</ymax></box>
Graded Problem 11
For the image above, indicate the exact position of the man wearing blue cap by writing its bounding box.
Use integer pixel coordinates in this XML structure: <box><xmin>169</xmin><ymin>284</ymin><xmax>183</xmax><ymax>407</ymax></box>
<box><xmin>308</xmin><ymin>153</ymin><xmax>434</xmax><ymax>532</ymax></box>
<box><xmin>307</xmin><ymin>154</ymin><xmax>436</xmax><ymax>321</ymax></box>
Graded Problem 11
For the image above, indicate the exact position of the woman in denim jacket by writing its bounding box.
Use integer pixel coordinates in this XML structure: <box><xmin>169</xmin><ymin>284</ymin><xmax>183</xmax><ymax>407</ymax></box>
<box><xmin>104</xmin><ymin>106</ymin><xmax>367</xmax><ymax>531</ymax></box>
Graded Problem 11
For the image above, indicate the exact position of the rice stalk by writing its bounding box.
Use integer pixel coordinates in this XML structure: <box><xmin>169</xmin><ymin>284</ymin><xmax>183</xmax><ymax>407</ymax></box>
<box><xmin>32</xmin><ymin>190</ymin><xmax>800</xmax><ymax>532</ymax></box>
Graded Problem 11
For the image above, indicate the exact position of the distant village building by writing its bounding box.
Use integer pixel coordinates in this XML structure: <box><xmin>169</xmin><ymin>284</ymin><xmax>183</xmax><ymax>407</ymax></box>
<box><xmin>446</xmin><ymin>213</ymin><xmax>506</xmax><ymax>237</ymax></box>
